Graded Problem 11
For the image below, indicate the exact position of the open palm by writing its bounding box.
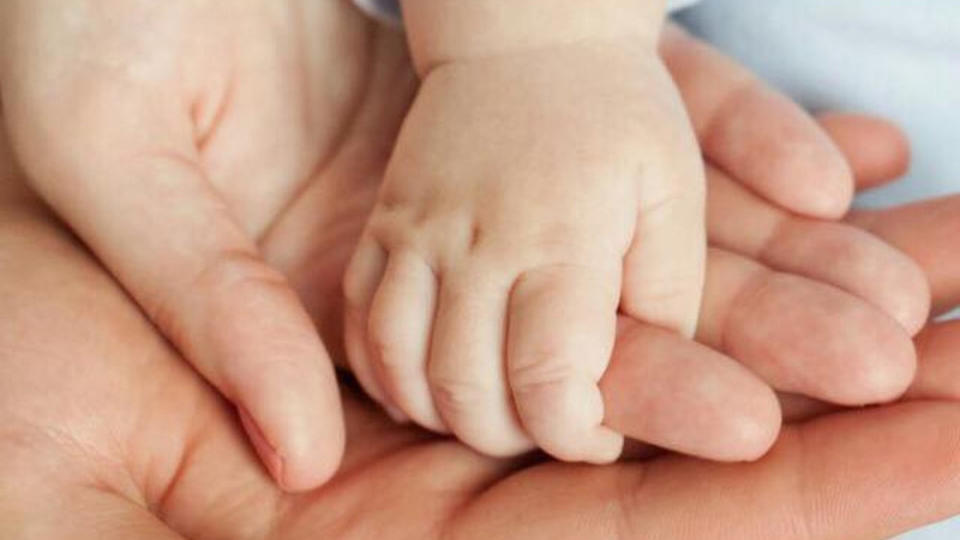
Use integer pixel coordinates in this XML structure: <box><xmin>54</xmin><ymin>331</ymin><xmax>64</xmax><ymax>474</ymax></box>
<box><xmin>2</xmin><ymin>148</ymin><xmax>960</xmax><ymax>538</ymax></box>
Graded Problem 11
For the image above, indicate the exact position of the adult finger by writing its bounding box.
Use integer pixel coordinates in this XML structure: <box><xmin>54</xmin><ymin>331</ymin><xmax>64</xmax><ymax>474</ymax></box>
<box><xmin>601</xmin><ymin>319</ymin><xmax>780</xmax><ymax>462</ymax></box>
<box><xmin>705</xmin><ymin>113</ymin><xmax>925</xmax><ymax>332</ymax></box>
<box><xmin>783</xmin><ymin>193</ymin><xmax>960</xmax><ymax>421</ymax></box>
<box><xmin>782</xmin><ymin>321</ymin><xmax>960</xmax><ymax>422</ymax></box>
<box><xmin>706</xmin><ymin>165</ymin><xmax>929</xmax><ymax>335</ymax></box>
<box><xmin>660</xmin><ymin>22</ymin><xmax>853</xmax><ymax>218</ymax></box>
<box><xmin>460</xmin><ymin>400</ymin><xmax>960</xmax><ymax>539</ymax></box>
<box><xmin>851</xmin><ymin>194</ymin><xmax>960</xmax><ymax>315</ymax></box>
<box><xmin>908</xmin><ymin>320</ymin><xmax>960</xmax><ymax>401</ymax></box>
<box><xmin>817</xmin><ymin>113</ymin><xmax>911</xmax><ymax>189</ymax></box>
<box><xmin>629</xmin><ymin>402</ymin><xmax>960</xmax><ymax>539</ymax></box>
<box><xmin>698</xmin><ymin>248</ymin><xmax>916</xmax><ymax>405</ymax></box>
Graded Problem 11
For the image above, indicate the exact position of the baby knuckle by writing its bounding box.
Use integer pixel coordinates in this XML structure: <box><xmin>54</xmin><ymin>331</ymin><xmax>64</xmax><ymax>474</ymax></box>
<box><xmin>509</xmin><ymin>358</ymin><xmax>578</xmax><ymax>397</ymax></box>
<box><xmin>429</xmin><ymin>375</ymin><xmax>492</xmax><ymax>417</ymax></box>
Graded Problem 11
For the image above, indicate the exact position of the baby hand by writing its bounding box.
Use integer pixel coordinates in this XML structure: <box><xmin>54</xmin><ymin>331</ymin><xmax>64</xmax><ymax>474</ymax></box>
<box><xmin>345</xmin><ymin>40</ymin><xmax>705</xmax><ymax>462</ymax></box>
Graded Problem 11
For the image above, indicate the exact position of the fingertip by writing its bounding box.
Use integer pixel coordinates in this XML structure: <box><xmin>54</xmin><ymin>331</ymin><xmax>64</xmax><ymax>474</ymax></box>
<box><xmin>884</xmin><ymin>257</ymin><xmax>932</xmax><ymax>338</ymax></box>
<box><xmin>682</xmin><ymin>363</ymin><xmax>781</xmax><ymax>463</ymax></box>
<box><xmin>686</xmin><ymin>62</ymin><xmax>856</xmax><ymax>220</ymax></box>
<box><xmin>602</xmin><ymin>322</ymin><xmax>781</xmax><ymax>462</ymax></box>
<box><xmin>720</xmin><ymin>267</ymin><xmax>918</xmax><ymax>408</ymax></box>
<box><xmin>513</xmin><ymin>378</ymin><xmax>622</xmax><ymax>464</ymax></box>
<box><xmin>817</xmin><ymin>113</ymin><xmax>911</xmax><ymax>189</ymax></box>
<box><xmin>833</xmin><ymin>324</ymin><xmax>918</xmax><ymax>406</ymax></box>
<box><xmin>244</xmin><ymin>405</ymin><xmax>346</xmax><ymax>493</ymax></box>
<box><xmin>860</xmin><ymin>335</ymin><xmax>918</xmax><ymax>404</ymax></box>
<box><xmin>583</xmin><ymin>427</ymin><xmax>625</xmax><ymax>465</ymax></box>
<box><xmin>279</xmin><ymin>439</ymin><xmax>345</xmax><ymax>493</ymax></box>
<box><xmin>778</xmin><ymin>147</ymin><xmax>854</xmax><ymax>220</ymax></box>
<box><xmin>238</xmin><ymin>406</ymin><xmax>287</xmax><ymax>486</ymax></box>
<box><xmin>723</xmin><ymin>384</ymin><xmax>781</xmax><ymax>462</ymax></box>
<box><xmin>233</xmin><ymin>348</ymin><xmax>347</xmax><ymax>492</ymax></box>
<box><xmin>761</xmin><ymin>220</ymin><xmax>931</xmax><ymax>337</ymax></box>
<box><xmin>239</xmin><ymin>404</ymin><xmax>344</xmax><ymax>492</ymax></box>
<box><xmin>288</xmin><ymin>383</ymin><xmax>348</xmax><ymax>492</ymax></box>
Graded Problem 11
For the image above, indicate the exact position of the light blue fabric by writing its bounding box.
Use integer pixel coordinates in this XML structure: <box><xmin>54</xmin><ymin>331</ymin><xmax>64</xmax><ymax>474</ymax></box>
<box><xmin>352</xmin><ymin>0</ymin><xmax>702</xmax><ymax>26</ymax></box>
<box><xmin>678</xmin><ymin>2</ymin><xmax>960</xmax><ymax>537</ymax></box>
<box><xmin>676</xmin><ymin>0</ymin><xmax>960</xmax><ymax>208</ymax></box>
<box><xmin>352</xmin><ymin>0</ymin><xmax>403</xmax><ymax>27</ymax></box>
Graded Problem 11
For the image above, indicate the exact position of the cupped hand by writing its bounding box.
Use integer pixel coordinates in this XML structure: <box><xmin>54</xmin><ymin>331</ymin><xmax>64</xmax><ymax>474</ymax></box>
<box><xmin>341</xmin><ymin>38</ymin><xmax>705</xmax><ymax>463</ymax></box>
<box><xmin>1</xmin><ymin>111</ymin><xmax>959</xmax><ymax>539</ymax></box>
<box><xmin>0</xmin><ymin>0</ymin><xmax>929</xmax><ymax>479</ymax></box>
<box><xmin>0</xmin><ymin>0</ymin><xmax>371</xmax><ymax>490</ymax></box>
<box><xmin>2</xmin><ymin>9</ymin><xmax>958</xmax><ymax>539</ymax></box>
<box><xmin>262</xmin><ymin>17</ymin><xmax>930</xmax><ymax>462</ymax></box>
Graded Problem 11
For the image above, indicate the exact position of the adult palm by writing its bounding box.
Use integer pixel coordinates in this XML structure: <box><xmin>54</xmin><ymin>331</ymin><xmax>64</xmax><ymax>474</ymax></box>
<box><xmin>0</xmin><ymin>0</ymin><xmax>929</xmax><ymax>479</ymax></box>
<box><xmin>2</xmin><ymin>146</ymin><xmax>960</xmax><ymax>538</ymax></box>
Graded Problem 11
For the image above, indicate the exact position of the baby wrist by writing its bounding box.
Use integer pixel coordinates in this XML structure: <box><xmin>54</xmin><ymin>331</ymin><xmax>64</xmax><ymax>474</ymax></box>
<box><xmin>400</xmin><ymin>0</ymin><xmax>667</xmax><ymax>76</ymax></box>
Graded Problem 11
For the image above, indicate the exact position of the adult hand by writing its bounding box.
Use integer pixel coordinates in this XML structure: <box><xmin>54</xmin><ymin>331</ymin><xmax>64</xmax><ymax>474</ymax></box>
<box><xmin>1</xmin><ymin>119</ymin><xmax>959</xmax><ymax>539</ymax></box>
<box><xmin>3</xmin><ymin>15</ymin><xmax>959</xmax><ymax>538</ymax></box>
<box><xmin>0</xmin><ymin>0</ymin><xmax>363</xmax><ymax>489</ymax></box>
<box><xmin>263</xmin><ymin>18</ymin><xmax>930</xmax><ymax>461</ymax></box>
<box><xmin>0</xmin><ymin>0</ymin><xmax>928</xmax><ymax>470</ymax></box>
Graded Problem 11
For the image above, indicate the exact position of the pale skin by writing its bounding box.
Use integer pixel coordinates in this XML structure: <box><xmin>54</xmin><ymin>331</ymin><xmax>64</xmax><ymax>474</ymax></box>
<box><xmin>0</xmin><ymin>0</ymin><xmax>930</xmax><ymax>489</ymax></box>
<box><xmin>344</xmin><ymin>0</ymin><xmax>905</xmax><ymax>461</ymax></box>
<box><xmin>347</xmin><ymin>24</ymin><xmax>702</xmax><ymax>461</ymax></box>
<box><xmin>3</xmin><ymin>93</ymin><xmax>960</xmax><ymax>537</ymax></box>
<box><xmin>345</xmin><ymin>0</ymin><xmax>708</xmax><ymax>461</ymax></box>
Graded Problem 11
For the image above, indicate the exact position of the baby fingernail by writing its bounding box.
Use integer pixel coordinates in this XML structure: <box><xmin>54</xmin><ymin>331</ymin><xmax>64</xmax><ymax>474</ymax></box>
<box><xmin>384</xmin><ymin>403</ymin><xmax>410</xmax><ymax>424</ymax></box>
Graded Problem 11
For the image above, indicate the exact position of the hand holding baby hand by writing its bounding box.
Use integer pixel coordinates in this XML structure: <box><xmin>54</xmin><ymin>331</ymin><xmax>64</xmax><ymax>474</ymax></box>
<box><xmin>345</xmin><ymin>35</ymin><xmax>706</xmax><ymax>462</ymax></box>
